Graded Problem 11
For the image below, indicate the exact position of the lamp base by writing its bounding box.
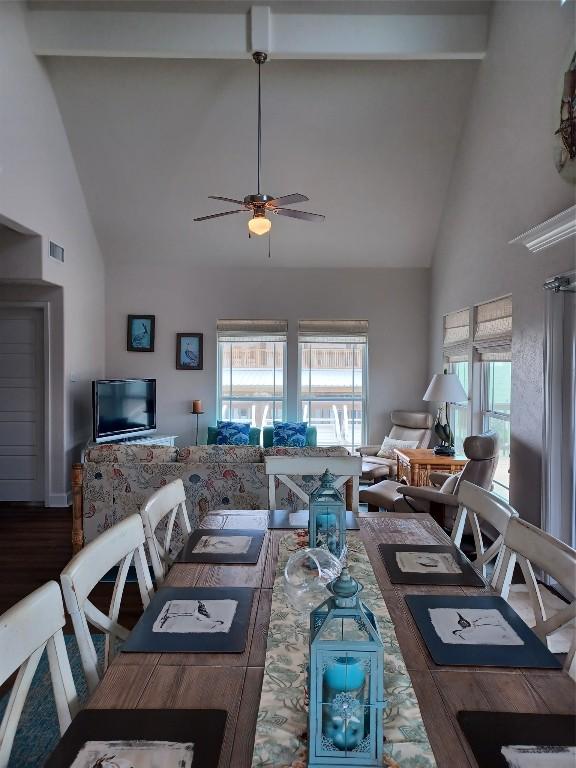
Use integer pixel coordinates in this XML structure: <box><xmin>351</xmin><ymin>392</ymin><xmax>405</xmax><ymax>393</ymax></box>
<box><xmin>433</xmin><ymin>444</ymin><xmax>455</xmax><ymax>457</ymax></box>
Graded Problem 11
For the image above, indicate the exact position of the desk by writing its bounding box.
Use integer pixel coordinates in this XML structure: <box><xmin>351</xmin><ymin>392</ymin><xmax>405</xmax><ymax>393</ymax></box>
<box><xmin>84</xmin><ymin>510</ymin><xmax>575</xmax><ymax>768</ymax></box>
<box><xmin>395</xmin><ymin>447</ymin><xmax>468</xmax><ymax>487</ymax></box>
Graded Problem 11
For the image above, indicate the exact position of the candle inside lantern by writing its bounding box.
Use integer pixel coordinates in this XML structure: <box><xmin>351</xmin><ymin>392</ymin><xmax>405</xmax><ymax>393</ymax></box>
<box><xmin>322</xmin><ymin>657</ymin><xmax>366</xmax><ymax>750</ymax></box>
<box><xmin>192</xmin><ymin>399</ymin><xmax>203</xmax><ymax>414</ymax></box>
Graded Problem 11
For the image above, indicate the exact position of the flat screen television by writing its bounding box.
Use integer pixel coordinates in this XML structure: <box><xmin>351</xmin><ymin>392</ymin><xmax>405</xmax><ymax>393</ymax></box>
<box><xmin>92</xmin><ymin>378</ymin><xmax>156</xmax><ymax>442</ymax></box>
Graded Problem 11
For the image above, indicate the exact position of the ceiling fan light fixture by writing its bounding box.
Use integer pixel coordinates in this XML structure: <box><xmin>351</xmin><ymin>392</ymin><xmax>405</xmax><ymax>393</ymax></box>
<box><xmin>248</xmin><ymin>215</ymin><xmax>271</xmax><ymax>236</ymax></box>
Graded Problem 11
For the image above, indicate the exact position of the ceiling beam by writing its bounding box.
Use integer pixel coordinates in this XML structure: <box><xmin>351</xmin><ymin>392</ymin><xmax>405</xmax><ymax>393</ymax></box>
<box><xmin>26</xmin><ymin>5</ymin><xmax>488</xmax><ymax>60</ymax></box>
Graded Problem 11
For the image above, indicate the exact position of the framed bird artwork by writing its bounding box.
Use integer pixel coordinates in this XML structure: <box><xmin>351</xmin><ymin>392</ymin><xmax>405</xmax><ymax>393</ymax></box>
<box><xmin>176</xmin><ymin>333</ymin><xmax>204</xmax><ymax>370</ymax></box>
<box><xmin>127</xmin><ymin>315</ymin><xmax>155</xmax><ymax>352</ymax></box>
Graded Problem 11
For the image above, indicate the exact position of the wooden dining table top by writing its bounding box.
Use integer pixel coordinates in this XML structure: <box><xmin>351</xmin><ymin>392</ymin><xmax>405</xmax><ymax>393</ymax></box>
<box><xmin>86</xmin><ymin>510</ymin><xmax>576</xmax><ymax>768</ymax></box>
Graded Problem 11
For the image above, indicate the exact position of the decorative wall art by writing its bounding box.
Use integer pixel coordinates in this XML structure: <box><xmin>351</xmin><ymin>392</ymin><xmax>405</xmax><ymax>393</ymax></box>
<box><xmin>457</xmin><ymin>711</ymin><xmax>576</xmax><ymax>768</ymax></box>
<box><xmin>378</xmin><ymin>544</ymin><xmax>485</xmax><ymax>586</ymax></box>
<box><xmin>268</xmin><ymin>509</ymin><xmax>359</xmax><ymax>531</ymax></box>
<box><xmin>121</xmin><ymin>587</ymin><xmax>254</xmax><ymax>653</ymax></box>
<box><xmin>44</xmin><ymin>710</ymin><xmax>227</xmax><ymax>768</ymax></box>
<box><xmin>554</xmin><ymin>50</ymin><xmax>576</xmax><ymax>183</ymax></box>
<box><xmin>176</xmin><ymin>333</ymin><xmax>203</xmax><ymax>370</ymax></box>
<box><xmin>405</xmin><ymin>595</ymin><xmax>563</xmax><ymax>668</ymax></box>
<box><xmin>176</xmin><ymin>528</ymin><xmax>266</xmax><ymax>564</ymax></box>
<box><xmin>127</xmin><ymin>315</ymin><xmax>155</xmax><ymax>352</ymax></box>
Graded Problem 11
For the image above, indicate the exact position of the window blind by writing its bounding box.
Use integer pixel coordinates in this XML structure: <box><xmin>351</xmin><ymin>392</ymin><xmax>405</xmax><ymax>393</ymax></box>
<box><xmin>474</xmin><ymin>296</ymin><xmax>512</xmax><ymax>359</ymax></box>
<box><xmin>442</xmin><ymin>308</ymin><xmax>470</xmax><ymax>360</ymax></box>
<box><xmin>298</xmin><ymin>319</ymin><xmax>368</xmax><ymax>343</ymax></box>
<box><xmin>217</xmin><ymin>319</ymin><xmax>288</xmax><ymax>342</ymax></box>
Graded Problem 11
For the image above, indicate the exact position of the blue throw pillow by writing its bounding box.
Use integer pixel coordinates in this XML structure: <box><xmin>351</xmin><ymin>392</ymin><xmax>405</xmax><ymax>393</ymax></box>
<box><xmin>273</xmin><ymin>421</ymin><xmax>308</xmax><ymax>448</ymax></box>
<box><xmin>216</xmin><ymin>421</ymin><xmax>250</xmax><ymax>445</ymax></box>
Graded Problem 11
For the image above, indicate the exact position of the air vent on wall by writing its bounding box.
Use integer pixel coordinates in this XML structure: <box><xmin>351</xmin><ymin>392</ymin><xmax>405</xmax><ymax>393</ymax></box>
<box><xmin>49</xmin><ymin>241</ymin><xmax>64</xmax><ymax>263</ymax></box>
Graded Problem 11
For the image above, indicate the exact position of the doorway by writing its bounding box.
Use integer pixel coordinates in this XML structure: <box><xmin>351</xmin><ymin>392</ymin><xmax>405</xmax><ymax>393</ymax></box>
<box><xmin>0</xmin><ymin>306</ymin><xmax>45</xmax><ymax>502</ymax></box>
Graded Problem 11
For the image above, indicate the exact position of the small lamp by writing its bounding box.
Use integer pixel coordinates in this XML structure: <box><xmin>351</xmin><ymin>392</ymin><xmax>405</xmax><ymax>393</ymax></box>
<box><xmin>423</xmin><ymin>372</ymin><xmax>467</xmax><ymax>456</ymax></box>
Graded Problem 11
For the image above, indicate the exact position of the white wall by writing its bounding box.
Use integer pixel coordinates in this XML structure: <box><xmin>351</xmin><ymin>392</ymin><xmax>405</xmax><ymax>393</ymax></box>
<box><xmin>0</xmin><ymin>3</ymin><xmax>106</xmax><ymax>502</ymax></box>
<box><xmin>105</xmin><ymin>265</ymin><xmax>430</xmax><ymax>447</ymax></box>
<box><xmin>429</xmin><ymin>0</ymin><xmax>576</xmax><ymax>526</ymax></box>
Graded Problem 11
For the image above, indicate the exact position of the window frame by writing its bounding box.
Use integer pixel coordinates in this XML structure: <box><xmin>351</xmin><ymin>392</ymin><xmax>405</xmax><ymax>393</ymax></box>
<box><xmin>480</xmin><ymin>359</ymin><xmax>511</xmax><ymax>499</ymax></box>
<box><xmin>445</xmin><ymin>358</ymin><xmax>471</xmax><ymax>456</ymax></box>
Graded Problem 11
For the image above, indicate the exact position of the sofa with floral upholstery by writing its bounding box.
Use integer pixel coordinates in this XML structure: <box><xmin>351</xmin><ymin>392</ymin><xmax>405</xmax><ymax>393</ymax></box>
<box><xmin>72</xmin><ymin>442</ymin><xmax>350</xmax><ymax>550</ymax></box>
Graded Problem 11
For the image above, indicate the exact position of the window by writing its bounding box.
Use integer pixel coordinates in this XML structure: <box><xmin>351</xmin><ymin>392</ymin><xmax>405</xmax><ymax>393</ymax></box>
<box><xmin>217</xmin><ymin>320</ymin><xmax>287</xmax><ymax>430</ymax></box>
<box><xmin>474</xmin><ymin>296</ymin><xmax>512</xmax><ymax>500</ymax></box>
<box><xmin>298</xmin><ymin>320</ymin><xmax>368</xmax><ymax>451</ymax></box>
<box><xmin>443</xmin><ymin>308</ymin><xmax>471</xmax><ymax>455</ymax></box>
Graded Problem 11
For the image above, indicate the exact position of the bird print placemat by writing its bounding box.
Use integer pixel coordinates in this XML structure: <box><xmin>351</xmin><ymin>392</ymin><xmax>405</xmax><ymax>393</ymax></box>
<box><xmin>457</xmin><ymin>711</ymin><xmax>576</xmax><ymax>768</ymax></box>
<box><xmin>44</xmin><ymin>710</ymin><xmax>227</xmax><ymax>768</ymax></box>
<box><xmin>121</xmin><ymin>587</ymin><xmax>254</xmax><ymax>653</ymax></box>
<box><xmin>176</xmin><ymin>528</ymin><xmax>266</xmax><ymax>564</ymax></box>
<box><xmin>405</xmin><ymin>595</ymin><xmax>563</xmax><ymax>668</ymax></box>
<box><xmin>378</xmin><ymin>544</ymin><xmax>486</xmax><ymax>586</ymax></box>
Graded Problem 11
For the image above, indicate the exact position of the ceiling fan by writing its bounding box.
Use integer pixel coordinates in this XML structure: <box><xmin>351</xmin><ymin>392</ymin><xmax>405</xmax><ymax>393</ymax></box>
<box><xmin>193</xmin><ymin>52</ymin><xmax>325</xmax><ymax>237</ymax></box>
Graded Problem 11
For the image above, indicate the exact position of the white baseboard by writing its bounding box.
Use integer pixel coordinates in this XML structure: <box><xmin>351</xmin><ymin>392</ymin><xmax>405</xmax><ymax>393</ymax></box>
<box><xmin>48</xmin><ymin>491</ymin><xmax>72</xmax><ymax>507</ymax></box>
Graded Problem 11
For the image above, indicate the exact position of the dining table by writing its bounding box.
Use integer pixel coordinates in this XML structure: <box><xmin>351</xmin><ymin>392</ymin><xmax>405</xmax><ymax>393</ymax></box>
<box><xmin>83</xmin><ymin>509</ymin><xmax>576</xmax><ymax>768</ymax></box>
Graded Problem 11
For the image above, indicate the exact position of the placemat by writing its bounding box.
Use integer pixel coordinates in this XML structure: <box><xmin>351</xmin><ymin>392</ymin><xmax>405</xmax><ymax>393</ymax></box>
<box><xmin>268</xmin><ymin>509</ymin><xmax>360</xmax><ymax>530</ymax></box>
<box><xmin>45</xmin><ymin>709</ymin><xmax>227</xmax><ymax>768</ymax></box>
<box><xmin>457</xmin><ymin>711</ymin><xmax>576</xmax><ymax>768</ymax></box>
<box><xmin>379</xmin><ymin>543</ymin><xmax>486</xmax><ymax>586</ymax></box>
<box><xmin>406</xmin><ymin>594</ymin><xmax>563</xmax><ymax>668</ymax></box>
<box><xmin>176</xmin><ymin>528</ymin><xmax>266</xmax><ymax>564</ymax></box>
<box><xmin>251</xmin><ymin>531</ymin><xmax>438</xmax><ymax>767</ymax></box>
<box><xmin>121</xmin><ymin>586</ymin><xmax>255</xmax><ymax>653</ymax></box>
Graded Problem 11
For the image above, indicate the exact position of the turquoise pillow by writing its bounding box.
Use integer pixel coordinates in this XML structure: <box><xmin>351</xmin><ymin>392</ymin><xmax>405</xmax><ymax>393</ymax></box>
<box><xmin>273</xmin><ymin>421</ymin><xmax>308</xmax><ymax>448</ymax></box>
<box><xmin>216</xmin><ymin>421</ymin><xmax>250</xmax><ymax>445</ymax></box>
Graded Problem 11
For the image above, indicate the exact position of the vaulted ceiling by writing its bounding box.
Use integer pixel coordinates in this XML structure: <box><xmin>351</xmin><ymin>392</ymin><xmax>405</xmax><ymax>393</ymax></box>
<box><xmin>38</xmin><ymin>2</ymin><xmax>486</xmax><ymax>267</ymax></box>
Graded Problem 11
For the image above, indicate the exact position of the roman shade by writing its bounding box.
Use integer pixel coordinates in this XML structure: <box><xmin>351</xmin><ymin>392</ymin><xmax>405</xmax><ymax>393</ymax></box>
<box><xmin>443</xmin><ymin>308</ymin><xmax>470</xmax><ymax>361</ymax></box>
<box><xmin>474</xmin><ymin>296</ymin><xmax>512</xmax><ymax>360</ymax></box>
<box><xmin>298</xmin><ymin>319</ymin><xmax>368</xmax><ymax>343</ymax></box>
<box><xmin>217</xmin><ymin>319</ymin><xmax>288</xmax><ymax>342</ymax></box>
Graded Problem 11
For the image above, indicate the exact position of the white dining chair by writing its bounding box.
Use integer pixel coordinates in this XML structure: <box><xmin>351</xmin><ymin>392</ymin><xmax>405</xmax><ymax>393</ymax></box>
<box><xmin>60</xmin><ymin>514</ymin><xmax>154</xmax><ymax>694</ymax></box>
<box><xmin>0</xmin><ymin>581</ymin><xmax>79</xmax><ymax>768</ymax></box>
<box><xmin>494</xmin><ymin>516</ymin><xmax>576</xmax><ymax>680</ymax></box>
<box><xmin>140</xmin><ymin>479</ymin><xmax>192</xmax><ymax>584</ymax></box>
<box><xmin>451</xmin><ymin>480</ymin><xmax>518</xmax><ymax>585</ymax></box>
<box><xmin>265</xmin><ymin>455</ymin><xmax>362</xmax><ymax>514</ymax></box>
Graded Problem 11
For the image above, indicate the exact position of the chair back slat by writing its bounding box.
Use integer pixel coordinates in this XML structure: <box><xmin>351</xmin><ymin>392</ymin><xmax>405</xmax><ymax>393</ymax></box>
<box><xmin>497</xmin><ymin>517</ymin><xmax>576</xmax><ymax>680</ymax></box>
<box><xmin>0</xmin><ymin>582</ymin><xmax>78</xmax><ymax>767</ymax></box>
<box><xmin>60</xmin><ymin>515</ymin><xmax>153</xmax><ymax>694</ymax></box>
<box><xmin>140</xmin><ymin>479</ymin><xmax>192</xmax><ymax>584</ymax></box>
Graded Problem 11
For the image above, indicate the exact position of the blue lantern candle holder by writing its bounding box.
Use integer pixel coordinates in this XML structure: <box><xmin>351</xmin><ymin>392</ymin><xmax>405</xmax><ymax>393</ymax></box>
<box><xmin>309</xmin><ymin>469</ymin><xmax>347</xmax><ymax>559</ymax></box>
<box><xmin>308</xmin><ymin>568</ymin><xmax>385</xmax><ymax>766</ymax></box>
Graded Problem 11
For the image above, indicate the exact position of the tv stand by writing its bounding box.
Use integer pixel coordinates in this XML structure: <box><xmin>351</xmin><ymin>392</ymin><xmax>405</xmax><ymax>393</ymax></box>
<box><xmin>82</xmin><ymin>434</ymin><xmax>178</xmax><ymax>460</ymax></box>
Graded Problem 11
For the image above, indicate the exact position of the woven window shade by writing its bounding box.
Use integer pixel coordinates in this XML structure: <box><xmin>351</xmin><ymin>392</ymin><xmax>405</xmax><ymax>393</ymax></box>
<box><xmin>217</xmin><ymin>319</ymin><xmax>287</xmax><ymax>342</ymax></box>
<box><xmin>479</xmin><ymin>348</ymin><xmax>511</xmax><ymax>362</ymax></box>
<box><xmin>474</xmin><ymin>297</ymin><xmax>512</xmax><ymax>343</ymax></box>
<box><xmin>444</xmin><ymin>351</ymin><xmax>469</xmax><ymax>364</ymax></box>
<box><xmin>443</xmin><ymin>309</ymin><xmax>470</xmax><ymax>347</ymax></box>
<box><xmin>298</xmin><ymin>320</ymin><xmax>368</xmax><ymax>344</ymax></box>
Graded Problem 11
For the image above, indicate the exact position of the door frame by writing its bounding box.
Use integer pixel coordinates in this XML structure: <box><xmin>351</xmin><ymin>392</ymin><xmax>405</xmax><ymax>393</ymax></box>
<box><xmin>0</xmin><ymin>300</ymin><xmax>51</xmax><ymax>505</ymax></box>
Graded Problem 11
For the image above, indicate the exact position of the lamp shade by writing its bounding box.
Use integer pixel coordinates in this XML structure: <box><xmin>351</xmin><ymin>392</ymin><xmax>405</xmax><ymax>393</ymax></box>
<box><xmin>423</xmin><ymin>373</ymin><xmax>467</xmax><ymax>404</ymax></box>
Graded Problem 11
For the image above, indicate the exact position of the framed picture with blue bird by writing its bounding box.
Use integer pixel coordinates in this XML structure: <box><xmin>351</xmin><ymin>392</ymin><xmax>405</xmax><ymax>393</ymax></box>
<box><xmin>127</xmin><ymin>314</ymin><xmax>155</xmax><ymax>352</ymax></box>
<box><xmin>176</xmin><ymin>332</ymin><xmax>204</xmax><ymax>370</ymax></box>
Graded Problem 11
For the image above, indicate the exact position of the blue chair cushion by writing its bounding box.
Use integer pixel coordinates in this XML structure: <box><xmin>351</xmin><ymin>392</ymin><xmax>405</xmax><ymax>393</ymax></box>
<box><xmin>262</xmin><ymin>426</ymin><xmax>317</xmax><ymax>447</ymax></box>
<box><xmin>207</xmin><ymin>426</ymin><xmax>260</xmax><ymax>446</ymax></box>
<box><xmin>215</xmin><ymin>421</ymin><xmax>251</xmax><ymax>445</ymax></box>
<box><xmin>272</xmin><ymin>421</ymin><xmax>308</xmax><ymax>448</ymax></box>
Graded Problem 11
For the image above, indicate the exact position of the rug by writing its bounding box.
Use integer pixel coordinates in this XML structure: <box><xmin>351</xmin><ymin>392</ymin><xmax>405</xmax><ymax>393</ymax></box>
<box><xmin>0</xmin><ymin>635</ymin><xmax>104</xmax><ymax>768</ymax></box>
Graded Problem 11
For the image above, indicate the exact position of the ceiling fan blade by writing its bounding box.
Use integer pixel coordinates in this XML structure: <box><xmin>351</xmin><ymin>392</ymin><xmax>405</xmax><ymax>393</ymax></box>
<box><xmin>268</xmin><ymin>193</ymin><xmax>309</xmax><ymax>207</ymax></box>
<box><xmin>273</xmin><ymin>208</ymin><xmax>325</xmax><ymax>222</ymax></box>
<box><xmin>208</xmin><ymin>196</ymin><xmax>247</xmax><ymax>206</ymax></box>
<box><xmin>194</xmin><ymin>210</ymin><xmax>247</xmax><ymax>221</ymax></box>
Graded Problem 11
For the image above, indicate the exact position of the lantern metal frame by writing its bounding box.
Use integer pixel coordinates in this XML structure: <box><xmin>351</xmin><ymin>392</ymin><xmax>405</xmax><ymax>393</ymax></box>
<box><xmin>308</xmin><ymin>570</ymin><xmax>385</xmax><ymax>766</ymax></box>
<box><xmin>308</xmin><ymin>469</ymin><xmax>347</xmax><ymax>560</ymax></box>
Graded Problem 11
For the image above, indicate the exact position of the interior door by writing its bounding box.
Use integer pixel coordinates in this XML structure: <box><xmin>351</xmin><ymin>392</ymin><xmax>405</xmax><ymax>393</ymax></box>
<box><xmin>0</xmin><ymin>307</ymin><xmax>44</xmax><ymax>502</ymax></box>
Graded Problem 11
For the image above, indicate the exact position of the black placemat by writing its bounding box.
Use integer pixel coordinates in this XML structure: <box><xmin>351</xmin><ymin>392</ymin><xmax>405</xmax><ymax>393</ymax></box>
<box><xmin>45</xmin><ymin>709</ymin><xmax>227</xmax><ymax>768</ymax></box>
<box><xmin>122</xmin><ymin>587</ymin><xmax>254</xmax><ymax>653</ymax></box>
<box><xmin>457</xmin><ymin>711</ymin><xmax>576</xmax><ymax>768</ymax></box>
<box><xmin>176</xmin><ymin>529</ymin><xmax>266</xmax><ymax>564</ymax></box>
<box><xmin>268</xmin><ymin>509</ymin><xmax>360</xmax><ymax>530</ymax></box>
<box><xmin>379</xmin><ymin>544</ymin><xmax>486</xmax><ymax>586</ymax></box>
<box><xmin>405</xmin><ymin>594</ymin><xmax>562</xmax><ymax>669</ymax></box>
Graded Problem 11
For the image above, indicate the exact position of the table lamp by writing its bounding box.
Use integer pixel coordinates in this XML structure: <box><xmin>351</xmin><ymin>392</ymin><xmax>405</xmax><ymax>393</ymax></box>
<box><xmin>423</xmin><ymin>372</ymin><xmax>467</xmax><ymax>456</ymax></box>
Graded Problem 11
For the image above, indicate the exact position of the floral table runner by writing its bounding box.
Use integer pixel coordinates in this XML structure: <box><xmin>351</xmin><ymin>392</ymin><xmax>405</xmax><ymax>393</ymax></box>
<box><xmin>251</xmin><ymin>531</ymin><xmax>437</xmax><ymax>767</ymax></box>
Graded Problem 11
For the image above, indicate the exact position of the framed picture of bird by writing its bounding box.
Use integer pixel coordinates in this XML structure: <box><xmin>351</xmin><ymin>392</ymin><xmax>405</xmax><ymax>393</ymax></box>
<box><xmin>176</xmin><ymin>333</ymin><xmax>204</xmax><ymax>370</ymax></box>
<box><xmin>127</xmin><ymin>315</ymin><xmax>155</xmax><ymax>352</ymax></box>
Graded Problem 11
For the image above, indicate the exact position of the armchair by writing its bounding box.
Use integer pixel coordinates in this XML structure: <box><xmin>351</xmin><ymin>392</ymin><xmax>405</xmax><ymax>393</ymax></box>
<box><xmin>358</xmin><ymin>410</ymin><xmax>433</xmax><ymax>482</ymax></box>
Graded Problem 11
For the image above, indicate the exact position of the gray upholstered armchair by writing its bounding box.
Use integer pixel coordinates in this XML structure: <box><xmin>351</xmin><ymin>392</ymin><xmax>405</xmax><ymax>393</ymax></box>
<box><xmin>360</xmin><ymin>431</ymin><xmax>499</xmax><ymax>526</ymax></box>
<box><xmin>358</xmin><ymin>410</ymin><xmax>433</xmax><ymax>483</ymax></box>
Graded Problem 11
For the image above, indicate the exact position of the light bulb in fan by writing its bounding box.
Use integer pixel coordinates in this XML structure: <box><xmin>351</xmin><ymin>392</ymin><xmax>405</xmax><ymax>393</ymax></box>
<box><xmin>248</xmin><ymin>215</ymin><xmax>271</xmax><ymax>236</ymax></box>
